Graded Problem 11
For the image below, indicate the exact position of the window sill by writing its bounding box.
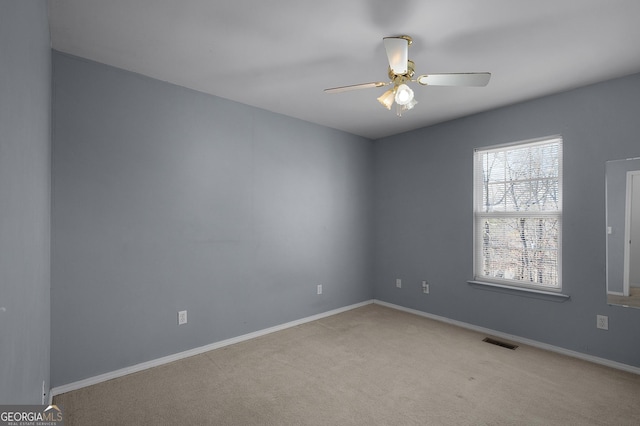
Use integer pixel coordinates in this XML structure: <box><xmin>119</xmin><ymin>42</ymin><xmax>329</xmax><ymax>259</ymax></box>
<box><xmin>467</xmin><ymin>280</ymin><xmax>570</xmax><ymax>302</ymax></box>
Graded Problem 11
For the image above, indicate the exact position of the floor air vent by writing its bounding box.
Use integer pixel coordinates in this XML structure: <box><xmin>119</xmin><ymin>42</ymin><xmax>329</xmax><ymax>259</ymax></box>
<box><xmin>483</xmin><ymin>337</ymin><xmax>518</xmax><ymax>350</ymax></box>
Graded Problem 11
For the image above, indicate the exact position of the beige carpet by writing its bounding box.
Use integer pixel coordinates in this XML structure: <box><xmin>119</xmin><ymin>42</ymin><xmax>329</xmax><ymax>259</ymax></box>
<box><xmin>54</xmin><ymin>304</ymin><xmax>640</xmax><ymax>425</ymax></box>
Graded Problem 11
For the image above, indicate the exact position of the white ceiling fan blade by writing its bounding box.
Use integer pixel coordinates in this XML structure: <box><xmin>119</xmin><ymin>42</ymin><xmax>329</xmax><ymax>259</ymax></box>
<box><xmin>383</xmin><ymin>37</ymin><xmax>409</xmax><ymax>75</ymax></box>
<box><xmin>416</xmin><ymin>73</ymin><xmax>491</xmax><ymax>87</ymax></box>
<box><xmin>324</xmin><ymin>81</ymin><xmax>389</xmax><ymax>94</ymax></box>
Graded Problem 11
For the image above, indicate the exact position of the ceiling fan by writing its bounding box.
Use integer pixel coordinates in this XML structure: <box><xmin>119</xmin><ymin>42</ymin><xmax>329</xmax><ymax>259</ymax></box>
<box><xmin>324</xmin><ymin>36</ymin><xmax>491</xmax><ymax>116</ymax></box>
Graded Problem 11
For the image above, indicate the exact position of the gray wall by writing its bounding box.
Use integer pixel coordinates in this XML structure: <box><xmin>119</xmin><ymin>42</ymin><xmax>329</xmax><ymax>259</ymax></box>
<box><xmin>51</xmin><ymin>52</ymin><xmax>373</xmax><ymax>387</ymax></box>
<box><xmin>49</xmin><ymin>39</ymin><xmax>640</xmax><ymax>387</ymax></box>
<box><xmin>374</xmin><ymin>72</ymin><xmax>640</xmax><ymax>367</ymax></box>
<box><xmin>0</xmin><ymin>1</ymin><xmax>51</xmax><ymax>403</ymax></box>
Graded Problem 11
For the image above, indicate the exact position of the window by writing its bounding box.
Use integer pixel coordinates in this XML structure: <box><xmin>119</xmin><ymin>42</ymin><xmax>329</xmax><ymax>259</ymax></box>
<box><xmin>473</xmin><ymin>136</ymin><xmax>562</xmax><ymax>291</ymax></box>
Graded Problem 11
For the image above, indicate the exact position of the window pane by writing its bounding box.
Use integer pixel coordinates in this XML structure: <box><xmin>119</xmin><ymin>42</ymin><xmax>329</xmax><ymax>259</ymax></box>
<box><xmin>483</xmin><ymin>182</ymin><xmax>506</xmax><ymax>212</ymax></box>
<box><xmin>484</xmin><ymin>151</ymin><xmax>506</xmax><ymax>183</ymax></box>
<box><xmin>529</xmin><ymin>179</ymin><xmax>560</xmax><ymax>211</ymax></box>
<box><xmin>475</xmin><ymin>137</ymin><xmax>562</xmax><ymax>290</ymax></box>
<box><xmin>478</xmin><ymin>217</ymin><xmax>559</xmax><ymax>288</ymax></box>
<box><xmin>504</xmin><ymin>180</ymin><xmax>531</xmax><ymax>211</ymax></box>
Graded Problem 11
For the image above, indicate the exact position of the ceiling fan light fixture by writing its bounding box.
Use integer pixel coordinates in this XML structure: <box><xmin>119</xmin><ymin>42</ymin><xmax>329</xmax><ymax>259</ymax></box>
<box><xmin>404</xmin><ymin>97</ymin><xmax>418</xmax><ymax>110</ymax></box>
<box><xmin>396</xmin><ymin>97</ymin><xmax>418</xmax><ymax>117</ymax></box>
<box><xmin>324</xmin><ymin>36</ymin><xmax>491</xmax><ymax>119</ymax></box>
<box><xmin>394</xmin><ymin>83</ymin><xmax>414</xmax><ymax>106</ymax></box>
<box><xmin>377</xmin><ymin>88</ymin><xmax>395</xmax><ymax>110</ymax></box>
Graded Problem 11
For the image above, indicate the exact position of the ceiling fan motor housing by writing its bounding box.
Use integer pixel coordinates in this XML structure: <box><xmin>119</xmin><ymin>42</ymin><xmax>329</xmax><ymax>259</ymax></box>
<box><xmin>388</xmin><ymin>60</ymin><xmax>415</xmax><ymax>81</ymax></box>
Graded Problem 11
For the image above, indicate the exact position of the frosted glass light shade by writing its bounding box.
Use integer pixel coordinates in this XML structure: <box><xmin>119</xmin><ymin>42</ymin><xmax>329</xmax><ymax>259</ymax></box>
<box><xmin>377</xmin><ymin>89</ymin><xmax>395</xmax><ymax>110</ymax></box>
<box><xmin>394</xmin><ymin>84</ymin><xmax>414</xmax><ymax>105</ymax></box>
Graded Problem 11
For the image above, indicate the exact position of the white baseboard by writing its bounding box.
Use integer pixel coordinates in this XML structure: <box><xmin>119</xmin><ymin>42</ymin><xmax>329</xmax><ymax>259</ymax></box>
<box><xmin>374</xmin><ymin>299</ymin><xmax>640</xmax><ymax>376</ymax></box>
<box><xmin>50</xmin><ymin>297</ymin><xmax>638</xmax><ymax>404</ymax></box>
<box><xmin>49</xmin><ymin>299</ymin><xmax>374</xmax><ymax>401</ymax></box>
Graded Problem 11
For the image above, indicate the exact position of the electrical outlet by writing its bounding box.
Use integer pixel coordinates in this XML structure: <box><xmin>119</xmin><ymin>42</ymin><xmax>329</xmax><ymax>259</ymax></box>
<box><xmin>317</xmin><ymin>284</ymin><xmax>323</xmax><ymax>295</ymax></box>
<box><xmin>596</xmin><ymin>315</ymin><xmax>608</xmax><ymax>330</ymax></box>
<box><xmin>422</xmin><ymin>281</ymin><xmax>429</xmax><ymax>294</ymax></box>
<box><xmin>396</xmin><ymin>278</ymin><xmax>402</xmax><ymax>288</ymax></box>
<box><xmin>178</xmin><ymin>310</ymin><xmax>187</xmax><ymax>325</ymax></box>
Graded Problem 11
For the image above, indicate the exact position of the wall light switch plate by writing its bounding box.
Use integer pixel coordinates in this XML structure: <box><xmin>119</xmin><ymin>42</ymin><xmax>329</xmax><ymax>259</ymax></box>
<box><xmin>396</xmin><ymin>279</ymin><xmax>402</xmax><ymax>288</ymax></box>
<box><xmin>317</xmin><ymin>284</ymin><xmax>322</xmax><ymax>295</ymax></box>
<box><xmin>178</xmin><ymin>310</ymin><xmax>187</xmax><ymax>325</ymax></box>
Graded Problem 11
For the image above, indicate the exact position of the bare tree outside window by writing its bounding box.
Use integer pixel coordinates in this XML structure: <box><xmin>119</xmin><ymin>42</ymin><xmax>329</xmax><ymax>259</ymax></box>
<box><xmin>474</xmin><ymin>138</ymin><xmax>562</xmax><ymax>290</ymax></box>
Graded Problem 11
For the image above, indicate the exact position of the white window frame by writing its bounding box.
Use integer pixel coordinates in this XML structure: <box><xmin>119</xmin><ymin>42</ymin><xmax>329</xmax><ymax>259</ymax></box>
<box><xmin>473</xmin><ymin>136</ymin><xmax>563</xmax><ymax>292</ymax></box>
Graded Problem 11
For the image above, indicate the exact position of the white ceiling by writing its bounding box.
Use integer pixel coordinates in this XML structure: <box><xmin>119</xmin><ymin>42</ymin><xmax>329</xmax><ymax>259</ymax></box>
<box><xmin>48</xmin><ymin>0</ymin><xmax>640</xmax><ymax>140</ymax></box>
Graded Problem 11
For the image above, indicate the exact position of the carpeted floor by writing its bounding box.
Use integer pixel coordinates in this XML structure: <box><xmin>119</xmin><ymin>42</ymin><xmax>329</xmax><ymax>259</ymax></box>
<box><xmin>53</xmin><ymin>304</ymin><xmax>640</xmax><ymax>425</ymax></box>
